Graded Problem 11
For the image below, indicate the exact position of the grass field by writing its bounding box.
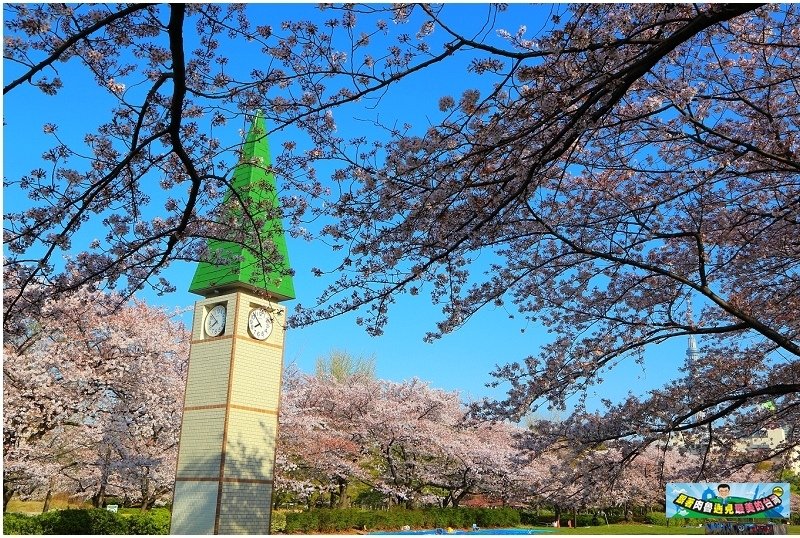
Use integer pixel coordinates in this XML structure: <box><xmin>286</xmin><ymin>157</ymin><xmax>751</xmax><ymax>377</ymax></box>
<box><xmin>543</xmin><ymin>523</ymin><xmax>799</xmax><ymax>535</ymax></box>
<box><xmin>543</xmin><ymin>523</ymin><xmax>704</xmax><ymax>534</ymax></box>
<box><xmin>5</xmin><ymin>495</ymin><xmax>90</xmax><ymax>515</ymax></box>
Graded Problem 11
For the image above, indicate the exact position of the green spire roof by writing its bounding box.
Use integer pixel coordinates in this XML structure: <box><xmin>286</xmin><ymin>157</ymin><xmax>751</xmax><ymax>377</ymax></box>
<box><xmin>189</xmin><ymin>111</ymin><xmax>295</xmax><ymax>301</ymax></box>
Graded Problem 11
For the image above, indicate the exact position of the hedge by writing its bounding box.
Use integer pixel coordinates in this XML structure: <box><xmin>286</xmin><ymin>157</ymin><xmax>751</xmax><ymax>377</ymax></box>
<box><xmin>7</xmin><ymin>506</ymin><xmax>792</xmax><ymax>534</ymax></box>
<box><xmin>270</xmin><ymin>510</ymin><xmax>288</xmax><ymax>533</ymax></box>
<box><xmin>3</xmin><ymin>508</ymin><xmax>171</xmax><ymax>535</ymax></box>
<box><xmin>126</xmin><ymin>508</ymin><xmax>172</xmax><ymax>534</ymax></box>
<box><xmin>3</xmin><ymin>513</ymin><xmax>43</xmax><ymax>535</ymax></box>
<box><xmin>645</xmin><ymin>512</ymin><xmax>668</xmax><ymax>526</ymax></box>
<box><xmin>283</xmin><ymin>507</ymin><xmax>521</xmax><ymax>533</ymax></box>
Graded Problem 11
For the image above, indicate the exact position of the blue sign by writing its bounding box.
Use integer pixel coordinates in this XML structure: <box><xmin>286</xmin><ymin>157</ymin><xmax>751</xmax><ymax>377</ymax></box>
<box><xmin>666</xmin><ymin>483</ymin><xmax>790</xmax><ymax>519</ymax></box>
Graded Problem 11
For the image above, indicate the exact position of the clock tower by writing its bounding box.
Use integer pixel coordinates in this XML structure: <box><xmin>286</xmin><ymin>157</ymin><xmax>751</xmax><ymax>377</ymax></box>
<box><xmin>170</xmin><ymin>112</ymin><xmax>295</xmax><ymax>535</ymax></box>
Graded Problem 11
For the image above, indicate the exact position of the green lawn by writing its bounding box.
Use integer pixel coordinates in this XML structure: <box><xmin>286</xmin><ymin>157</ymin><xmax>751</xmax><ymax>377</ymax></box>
<box><xmin>536</xmin><ymin>523</ymin><xmax>799</xmax><ymax>535</ymax></box>
<box><xmin>541</xmin><ymin>523</ymin><xmax>704</xmax><ymax>535</ymax></box>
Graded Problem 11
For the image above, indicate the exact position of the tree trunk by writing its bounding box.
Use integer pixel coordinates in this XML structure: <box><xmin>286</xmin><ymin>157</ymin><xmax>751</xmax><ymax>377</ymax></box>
<box><xmin>335</xmin><ymin>478</ymin><xmax>350</xmax><ymax>508</ymax></box>
<box><xmin>452</xmin><ymin>489</ymin><xmax>470</xmax><ymax>508</ymax></box>
<box><xmin>92</xmin><ymin>481</ymin><xmax>107</xmax><ymax>508</ymax></box>
<box><xmin>4</xmin><ymin>483</ymin><xmax>15</xmax><ymax>512</ymax></box>
<box><xmin>92</xmin><ymin>446</ymin><xmax>112</xmax><ymax>508</ymax></box>
<box><xmin>140</xmin><ymin>474</ymin><xmax>150</xmax><ymax>512</ymax></box>
<box><xmin>41</xmin><ymin>475</ymin><xmax>61</xmax><ymax>513</ymax></box>
<box><xmin>42</xmin><ymin>487</ymin><xmax>53</xmax><ymax>513</ymax></box>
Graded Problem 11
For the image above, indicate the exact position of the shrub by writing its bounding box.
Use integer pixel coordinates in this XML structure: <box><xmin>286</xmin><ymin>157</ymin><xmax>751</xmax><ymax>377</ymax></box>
<box><xmin>88</xmin><ymin>509</ymin><xmax>132</xmax><ymax>534</ymax></box>
<box><xmin>4</xmin><ymin>508</ymin><xmax>172</xmax><ymax>535</ymax></box>
<box><xmin>285</xmin><ymin>510</ymin><xmax>319</xmax><ymax>533</ymax></box>
<box><xmin>519</xmin><ymin>510</ymin><xmax>549</xmax><ymax>526</ymax></box>
<box><xmin>40</xmin><ymin>508</ymin><xmax>129</xmax><ymax>535</ymax></box>
<box><xmin>3</xmin><ymin>513</ymin><xmax>44</xmax><ymax>535</ymax></box>
<box><xmin>645</xmin><ymin>512</ymin><xmax>668</xmax><ymax>526</ymax></box>
<box><xmin>428</xmin><ymin>508</ymin><xmax>453</xmax><ymax>528</ymax></box>
<box><xmin>315</xmin><ymin>509</ymin><xmax>337</xmax><ymax>532</ymax></box>
<box><xmin>127</xmin><ymin>508</ymin><xmax>171</xmax><ymax>534</ymax></box>
<box><xmin>270</xmin><ymin>510</ymin><xmax>287</xmax><ymax>533</ymax></box>
<box><xmin>382</xmin><ymin>507</ymin><xmax>425</xmax><ymax>529</ymax></box>
<box><xmin>574</xmin><ymin>514</ymin><xmax>597</xmax><ymax>527</ymax></box>
<box><xmin>38</xmin><ymin>509</ymin><xmax>91</xmax><ymax>534</ymax></box>
<box><xmin>476</xmin><ymin>507</ymin><xmax>520</xmax><ymax>528</ymax></box>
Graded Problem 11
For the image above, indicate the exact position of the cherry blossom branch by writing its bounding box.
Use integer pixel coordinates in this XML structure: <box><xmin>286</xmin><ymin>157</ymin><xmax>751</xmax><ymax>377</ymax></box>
<box><xmin>523</xmin><ymin>199</ymin><xmax>800</xmax><ymax>358</ymax></box>
<box><xmin>3</xmin><ymin>127</ymin><xmax>168</xmax><ymax>326</ymax></box>
<box><xmin>3</xmin><ymin>4</ymin><xmax>155</xmax><ymax>95</ymax></box>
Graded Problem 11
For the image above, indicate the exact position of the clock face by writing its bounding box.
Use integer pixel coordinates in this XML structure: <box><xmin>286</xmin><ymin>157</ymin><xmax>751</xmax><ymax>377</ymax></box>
<box><xmin>248</xmin><ymin>308</ymin><xmax>273</xmax><ymax>340</ymax></box>
<box><xmin>204</xmin><ymin>304</ymin><xmax>226</xmax><ymax>337</ymax></box>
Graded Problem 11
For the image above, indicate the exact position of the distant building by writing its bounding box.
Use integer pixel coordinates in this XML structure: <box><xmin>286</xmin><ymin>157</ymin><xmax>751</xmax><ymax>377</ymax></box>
<box><xmin>738</xmin><ymin>426</ymin><xmax>800</xmax><ymax>474</ymax></box>
<box><xmin>678</xmin><ymin>333</ymin><xmax>800</xmax><ymax>473</ymax></box>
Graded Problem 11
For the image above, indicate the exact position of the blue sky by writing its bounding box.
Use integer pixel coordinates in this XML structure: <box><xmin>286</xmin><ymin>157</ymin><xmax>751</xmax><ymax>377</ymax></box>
<box><xmin>2</xmin><ymin>3</ymin><xmax>691</xmax><ymax>416</ymax></box>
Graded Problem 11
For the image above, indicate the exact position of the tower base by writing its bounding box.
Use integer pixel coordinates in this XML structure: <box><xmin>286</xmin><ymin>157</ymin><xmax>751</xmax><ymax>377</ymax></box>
<box><xmin>170</xmin><ymin>291</ymin><xmax>285</xmax><ymax>535</ymax></box>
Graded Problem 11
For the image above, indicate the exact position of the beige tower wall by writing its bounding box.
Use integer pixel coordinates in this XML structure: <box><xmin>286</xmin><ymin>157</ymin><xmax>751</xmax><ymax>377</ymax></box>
<box><xmin>171</xmin><ymin>291</ymin><xmax>287</xmax><ymax>535</ymax></box>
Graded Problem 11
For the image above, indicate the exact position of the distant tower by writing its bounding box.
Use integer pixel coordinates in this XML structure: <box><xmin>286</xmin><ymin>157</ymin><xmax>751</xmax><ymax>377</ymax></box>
<box><xmin>685</xmin><ymin>301</ymin><xmax>701</xmax><ymax>396</ymax></box>
<box><xmin>686</xmin><ymin>334</ymin><xmax>701</xmax><ymax>364</ymax></box>
<box><xmin>685</xmin><ymin>300</ymin><xmax>701</xmax><ymax>365</ymax></box>
<box><xmin>170</xmin><ymin>112</ymin><xmax>295</xmax><ymax>535</ymax></box>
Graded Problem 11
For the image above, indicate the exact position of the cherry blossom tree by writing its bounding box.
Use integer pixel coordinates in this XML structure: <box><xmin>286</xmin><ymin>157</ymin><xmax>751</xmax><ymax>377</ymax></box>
<box><xmin>3</xmin><ymin>277</ymin><xmax>188</xmax><ymax>510</ymax></box>
<box><xmin>409</xmin><ymin>410</ymin><xmax>520</xmax><ymax>508</ymax></box>
<box><xmin>276</xmin><ymin>366</ymin><xmax>527</xmax><ymax>509</ymax></box>
<box><xmin>5</xmin><ymin>3</ymin><xmax>798</xmax><ymax>465</ymax></box>
<box><xmin>515</xmin><ymin>424</ymin><xmax>796</xmax><ymax>522</ymax></box>
<box><xmin>276</xmin><ymin>364</ymin><xmax>374</xmax><ymax>509</ymax></box>
<box><xmin>94</xmin><ymin>300</ymin><xmax>188</xmax><ymax>510</ymax></box>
